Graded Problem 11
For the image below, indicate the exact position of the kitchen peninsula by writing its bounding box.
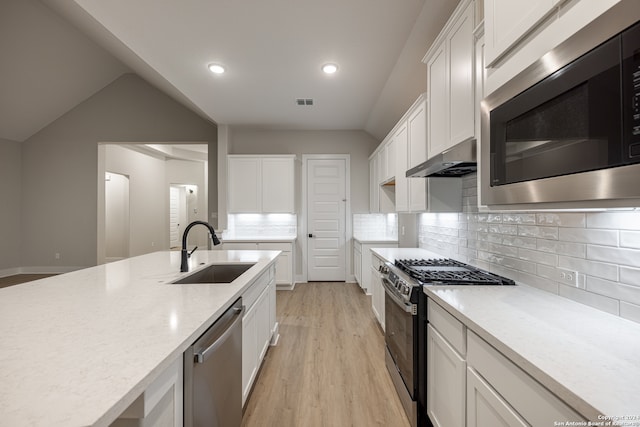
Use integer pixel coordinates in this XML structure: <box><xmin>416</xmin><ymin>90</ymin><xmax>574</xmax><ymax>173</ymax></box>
<box><xmin>0</xmin><ymin>250</ymin><xmax>279</xmax><ymax>426</ymax></box>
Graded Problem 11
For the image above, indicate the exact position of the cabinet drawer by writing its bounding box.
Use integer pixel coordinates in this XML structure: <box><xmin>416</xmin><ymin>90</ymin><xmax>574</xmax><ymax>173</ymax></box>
<box><xmin>428</xmin><ymin>299</ymin><xmax>465</xmax><ymax>356</ymax></box>
<box><xmin>371</xmin><ymin>254</ymin><xmax>384</xmax><ymax>271</ymax></box>
<box><xmin>467</xmin><ymin>331</ymin><xmax>585</xmax><ymax>425</ymax></box>
<box><xmin>243</xmin><ymin>269</ymin><xmax>269</xmax><ymax>310</ymax></box>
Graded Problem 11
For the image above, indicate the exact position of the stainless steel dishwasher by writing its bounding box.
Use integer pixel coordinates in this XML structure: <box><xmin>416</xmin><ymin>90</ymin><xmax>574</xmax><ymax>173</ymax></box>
<box><xmin>184</xmin><ymin>298</ymin><xmax>243</xmax><ymax>427</ymax></box>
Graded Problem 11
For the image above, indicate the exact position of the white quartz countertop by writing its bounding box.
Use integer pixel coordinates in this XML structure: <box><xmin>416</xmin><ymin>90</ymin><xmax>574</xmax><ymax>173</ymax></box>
<box><xmin>371</xmin><ymin>247</ymin><xmax>640</xmax><ymax>421</ymax></box>
<box><xmin>353</xmin><ymin>235</ymin><xmax>398</xmax><ymax>244</ymax></box>
<box><xmin>0</xmin><ymin>250</ymin><xmax>279</xmax><ymax>427</ymax></box>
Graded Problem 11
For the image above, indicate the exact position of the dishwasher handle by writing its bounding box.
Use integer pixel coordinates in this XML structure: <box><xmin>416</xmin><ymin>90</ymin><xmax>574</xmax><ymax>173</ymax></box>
<box><xmin>194</xmin><ymin>306</ymin><xmax>244</xmax><ymax>364</ymax></box>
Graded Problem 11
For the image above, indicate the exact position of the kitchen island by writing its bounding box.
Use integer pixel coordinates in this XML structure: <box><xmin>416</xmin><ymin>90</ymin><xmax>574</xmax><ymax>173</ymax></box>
<box><xmin>372</xmin><ymin>247</ymin><xmax>640</xmax><ymax>425</ymax></box>
<box><xmin>0</xmin><ymin>250</ymin><xmax>279</xmax><ymax>427</ymax></box>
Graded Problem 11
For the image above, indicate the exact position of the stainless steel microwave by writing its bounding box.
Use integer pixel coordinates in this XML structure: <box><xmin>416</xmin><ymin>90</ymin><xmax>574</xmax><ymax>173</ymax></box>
<box><xmin>481</xmin><ymin>0</ymin><xmax>640</xmax><ymax>209</ymax></box>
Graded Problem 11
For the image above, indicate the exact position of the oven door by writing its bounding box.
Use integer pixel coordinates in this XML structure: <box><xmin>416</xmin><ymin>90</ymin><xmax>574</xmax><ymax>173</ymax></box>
<box><xmin>382</xmin><ymin>277</ymin><xmax>415</xmax><ymax>398</ymax></box>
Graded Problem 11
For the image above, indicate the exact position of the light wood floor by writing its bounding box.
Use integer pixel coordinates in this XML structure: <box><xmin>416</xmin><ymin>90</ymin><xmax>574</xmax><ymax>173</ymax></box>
<box><xmin>0</xmin><ymin>274</ymin><xmax>57</xmax><ymax>289</ymax></box>
<box><xmin>242</xmin><ymin>282</ymin><xmax>410</xmax><ymax>427</ymax></box>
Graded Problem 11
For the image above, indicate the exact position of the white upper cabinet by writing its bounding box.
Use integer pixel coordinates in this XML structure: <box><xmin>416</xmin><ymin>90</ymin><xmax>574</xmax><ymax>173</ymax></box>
<box><xmin>448</xmin><ymin>2</ymin><xmax>475</xmax><ymax>145</ymax></box>
<box><xmin>483</xmin><ymin>0</ymin><xmax>622</xmax><ymax>95</ymax></box>
<box><xmin>484</xmin><ymin>0</ymin><xmax>555</xmax><ymax>67</ymax></box>
<box><xmin>369</xmin><ymin>156</ymin><xmax>379</xmax><ymax>213</ymax></box>
<box><xmin>228</xmin><ymin>155</ymin><xmax>295</xmax><ymax>213</ymax></box>
<box><xmin>394</xmin><ymin>122</ymin><xmax>410</xmax><ymax>212</ymax></box>
<box><xmin>398</xmin><ymin>95</ymin><xmax>429</xmax><ymax>213</ymax></box>
<box><xmin>425</xmin><ymin>0</ymin><xmax>475</xmax><ymax>157</ymax></box>
<box><xmin>261</xmin><ymin>157</ymin><xmax>295</xmax><ymax>213</ymax></box>
<box><xmin>407</xmin><ymin>98</ymin><xmax>427</xmax><ymax>212</ymax></box>
<box><xmin>228</xmin><ymin>157</ymin><xmax>261</xmax><ymax>212</ymax></box>
<box><xmin>379</xmin><ymin>138</ymin><xmax>395</xmax><ymax>184</ymax></box>
<box><xmin>407</xmin><ymin>98</ymin><xmax>428</xmax><ymax>169</ymax></box>
<box><xmin>427</xmin><ymin>43</ymin><xmax>449</xmax><ymax>157</ymax></box>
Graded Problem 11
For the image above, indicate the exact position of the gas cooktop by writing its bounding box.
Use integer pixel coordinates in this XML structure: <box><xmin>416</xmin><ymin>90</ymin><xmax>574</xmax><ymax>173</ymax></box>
<box><xmin>394</xmin><ymin>258</ymin><xmax>515</xmax><ymax>286</ymax></box>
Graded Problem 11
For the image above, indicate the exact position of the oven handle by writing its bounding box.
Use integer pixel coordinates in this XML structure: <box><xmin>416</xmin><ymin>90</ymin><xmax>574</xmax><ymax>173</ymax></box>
<box><xmin>381</xmin><ymin>277</ymin><xmax>413</xmax><ymax>313</ymax></box>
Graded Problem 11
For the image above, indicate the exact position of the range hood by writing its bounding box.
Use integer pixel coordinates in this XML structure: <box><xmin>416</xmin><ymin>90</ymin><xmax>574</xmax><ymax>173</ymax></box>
<box><xmin>406</xmin><ymin>137</ymin><xmax>477</xmax><ymax>178</ymax></box>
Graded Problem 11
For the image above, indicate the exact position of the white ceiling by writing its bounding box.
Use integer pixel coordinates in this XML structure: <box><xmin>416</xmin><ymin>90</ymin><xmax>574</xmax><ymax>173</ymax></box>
<box><xmin>2</xmin><ymin>0</ymin><xmax>456</xmax><ymax>142</ymax></box>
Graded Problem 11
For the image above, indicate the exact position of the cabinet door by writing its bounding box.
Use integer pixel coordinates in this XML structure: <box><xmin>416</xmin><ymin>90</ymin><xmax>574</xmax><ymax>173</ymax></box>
<box><xmin>274</xmin><ymin>251</ymin><xmax>292</xmax><ymax>285</ymax></box>
<box><xmin>484</xmin><ymin>0</ymin><xmax>555</xmax><ymax>66</ymax></box>
<box><xmin>353</xmin><ymin>243</ymin><xmax>362</xmax><ymax>285</ymax></box>
<box><xmin>385</xmin><ymin>139</ymin><xmax>395</xmax><ymax>182</ymax></box>
<box><xmin>369</xmin><ymin>157</ymin><xmax>379</xmax><ymax>212</ymax></box>
<box><xmin>448</xmin><ymin>1</ymin><xmax>475</xmax><ymax>146</ymax></box>
<box><xmin>261</xmin><ymin>158</ymin><xmax>294</xmax><ymax>213</ymax></box>
<box><xmin>258</xmin><ymin>243</ymin><xmax>293</xmax><ymax>286</ymax></box>
<box><xmin>394</xmin><ymin>123</ymin><xmax>409</xmax><ymax>213</ymax></box>
<box><xmin>228</xmin><ymin>157</ymin><xmax>261</xmax><ymax>213</ymax></box>
<box><xmin>467</xmin><ymin>367</ymin><xmax>527</xmax><ymax>427</ymax></box>
<box><xmin>378</xmin><ymin>149</ymin><xmax>387</xmax><ymax>185</ymax></box>
<box><xmin>268</xmin><ymin>277</ymin><xmax>277</xmax><ymax>342</ymax></box>
<box><xmin>256</xmin><ymin>285</ymin><xmax>271</xmax><ymax>362</ymax></box>
<box><xmin>408</xmin><ymin>101</ymin><xmax>427</xmax><ymax>212</ymax></box>
<box><xmin>427</xmin><ymin>42</ymin><xmax>449</xmax><ymax>157</ymax></box>
<box><xmin>370</xmin><ymin>266</ymin><xmax>385</xmax><ymax>330</ymax></box>
<box><xmin>408</xmin><ymin>99</ymin><xmax>428</xmax><ymax>167</ymax></box>
<box><xmin>242</xmin><ymin>302</ymin><xmax>258</xmax><ymax>406</ymax></box>
<box><xmin>427</xmin><ymin>325</ymin><xmax>466</xmax><ymax>427</ymax></box>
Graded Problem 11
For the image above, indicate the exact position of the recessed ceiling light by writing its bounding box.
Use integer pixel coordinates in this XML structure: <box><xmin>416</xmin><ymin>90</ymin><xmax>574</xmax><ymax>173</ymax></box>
<box><xmin>322</xmin><ymin>63</ymin><xmax>338</xmax><ymax>74</ymax></box>
<box><xmin>208</xmin><ymin>63</ymin><xmax>225</xmax><ymax>74</ymax></box>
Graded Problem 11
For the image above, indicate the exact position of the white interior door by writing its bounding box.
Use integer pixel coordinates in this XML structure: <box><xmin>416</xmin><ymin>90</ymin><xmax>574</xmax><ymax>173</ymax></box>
<box><xmin>169</xmin><ymin>185</ymin><xmax>189</xmax><ymax>248</ymax></box>
<box><xmin>169</xmin><ymin>186</ymin><xmax>180</xmax><ymax>248</ymax></box>
<box><xmin>306</xmin><ymin>158</ymin><xmax>346</xmax><ymax>281</ymax></box>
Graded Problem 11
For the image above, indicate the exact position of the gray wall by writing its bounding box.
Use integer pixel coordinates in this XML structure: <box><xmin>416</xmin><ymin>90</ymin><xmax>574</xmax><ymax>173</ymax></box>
<box><xmin>229</xmin><ymin>129</ymin><xmax>379</xmax><ymax>214</ymax></box>
<box><xmin>0</xmin><ymin>139</ymin><xmax>22</xmax><ymax>272</ymax></box>
<box><xmin>20</xmin><ymin>73</ymin><xmax>217</xmax><ymax>270</ymax></box>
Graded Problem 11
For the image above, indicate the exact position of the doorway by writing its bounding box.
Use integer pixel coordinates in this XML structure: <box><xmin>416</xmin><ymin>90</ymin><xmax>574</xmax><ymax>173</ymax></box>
<box><xmin>304</xmin><ymin>156</ymin><xmax>350</xmax><ymax>281</ymax></box>
<box><xmin>169</xmin><ymin>184</ymin><xmax>200</xmax><ymax>249</ymax></box>
<box><xmin>104</xmin><ymin>172</ymin><xmax>130</xmax><ymax>262</ymax></box>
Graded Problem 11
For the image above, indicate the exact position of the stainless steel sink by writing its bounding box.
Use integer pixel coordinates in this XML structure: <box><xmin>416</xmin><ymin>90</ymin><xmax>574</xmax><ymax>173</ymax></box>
<box><xmin>171</xmin><ymin>263</ymin><xmax>255</xmax><ymax>284</ymax></box>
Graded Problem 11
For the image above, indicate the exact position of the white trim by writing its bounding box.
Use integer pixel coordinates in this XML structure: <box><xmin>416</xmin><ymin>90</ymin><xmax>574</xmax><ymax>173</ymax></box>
<box><xmin>301</xmin><ymin>154</ymin><xmax>351</xmax><ymax>283</ymax></box>
<box><xmin>0</xmin><ymin>266</ymin><xmax>82</xmax><ymax>277</ymax></box>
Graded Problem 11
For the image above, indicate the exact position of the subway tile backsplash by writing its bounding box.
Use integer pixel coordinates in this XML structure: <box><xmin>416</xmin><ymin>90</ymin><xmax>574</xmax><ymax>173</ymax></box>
<box><xmin>353</xmin><ymin>213</ymin><xmax>398</xmax><ymax>240</ymax></box>
<box><xmin>419</xmin><ymin>173</ymin><xmax>640</xmax><ymax>324</ymax></box>
<box><xmin>225</xmin><ymin>213</ymin><xmax>297</xmax><ymax>237</ymax></box>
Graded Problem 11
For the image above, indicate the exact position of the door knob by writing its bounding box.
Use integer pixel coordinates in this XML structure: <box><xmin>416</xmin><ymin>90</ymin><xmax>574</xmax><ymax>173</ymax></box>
<box><xmin>308</xmin><ymin>233</ymin><xmax>314</xmax><ymax>238</ymax></box>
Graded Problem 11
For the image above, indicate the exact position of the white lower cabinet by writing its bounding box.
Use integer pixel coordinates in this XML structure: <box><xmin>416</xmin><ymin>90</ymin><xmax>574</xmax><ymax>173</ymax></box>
<box><xmin>355</xmin><ymin>243</ymin><xmax>397</xmax><ymax>294</ymax></box>
<box><xmin>241</xmin><ymin>265</ymin><xmax>277</xmax><ymax>407</ymax></box>
<box><xmin>111</xmin><ymin>355</ymin><xmax>183</xmax><ymax>427</ymax></box>
<box><xmin>426</xmin><ymin>298</ymin><xmax>585</xmax><ymax>427</ymax></box>
<box><xmin>222</xmin><ymin>242</ymin><xmax>294</xmax><ymax>288</ymax></box>
<box><xmin>466</xmin><ymin>331</ymin><xmax>585</xmax><ymax>426</ymax></box>
<box><xmin>370</xmin><ymin>253</ymin><xmax>389</xmax><ymax>330</ymax></box>
<box><xmin>242</xmin><ymin>296</ymin><xmax>258</xmax><ymax>406</ymax></box>
<box><xmin>353</xmin><ymin>241</ymin><xmax>362</xmax><ymax>284</ymax></box>
<box><xmin>427</xmin><ymin>300</ymin><xmax>466</xmax><ymax>427</ymax></box>
<box><xmin>467</xmin><ymin>367</ymin><xmax>527</xmax><ymax>427</ymax></box>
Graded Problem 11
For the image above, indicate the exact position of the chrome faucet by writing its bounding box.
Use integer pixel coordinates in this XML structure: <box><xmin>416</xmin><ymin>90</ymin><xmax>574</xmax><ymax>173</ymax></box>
<box><xmin>181</xmin><ymin>221</ymin><xmax>221</xmax><ymax>272</ymax></box>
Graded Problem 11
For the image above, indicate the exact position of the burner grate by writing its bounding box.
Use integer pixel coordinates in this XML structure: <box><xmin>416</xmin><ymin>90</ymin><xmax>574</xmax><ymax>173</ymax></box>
<box><xmin>395</xmin><ymin>258</ymin><xmax>515</xmax><ymax>286</ymax></box>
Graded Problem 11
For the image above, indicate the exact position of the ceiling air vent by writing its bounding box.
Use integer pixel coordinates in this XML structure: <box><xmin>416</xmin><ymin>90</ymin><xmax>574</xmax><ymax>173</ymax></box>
<box><xmin>296</xmin><ymin>98</ymin><xmax>314</xmax><ymax>106</ymax></box>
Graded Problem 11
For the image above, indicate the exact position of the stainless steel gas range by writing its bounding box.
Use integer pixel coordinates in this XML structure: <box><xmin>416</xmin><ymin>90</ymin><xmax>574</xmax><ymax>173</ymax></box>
<box><xmin>381</xmin><ymin>258</ymin><xmax>515</xmax><ymax>427</ymax></box>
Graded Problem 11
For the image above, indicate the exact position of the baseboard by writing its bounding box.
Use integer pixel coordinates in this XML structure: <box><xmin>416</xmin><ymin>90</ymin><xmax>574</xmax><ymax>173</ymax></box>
<box><xmin>2</xmin><ymin>266</ymin><xmax>83</xmax><ymax>276</ymax></box>
<box><xmin>0</xmin><ymin>267</ymin><xmax>22</xmax><ymax>279</ymax></box>
<box><xmin>276</xmin><ymin>283</ymin><xmax>295</xmax><ymax>291</ymax></box>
